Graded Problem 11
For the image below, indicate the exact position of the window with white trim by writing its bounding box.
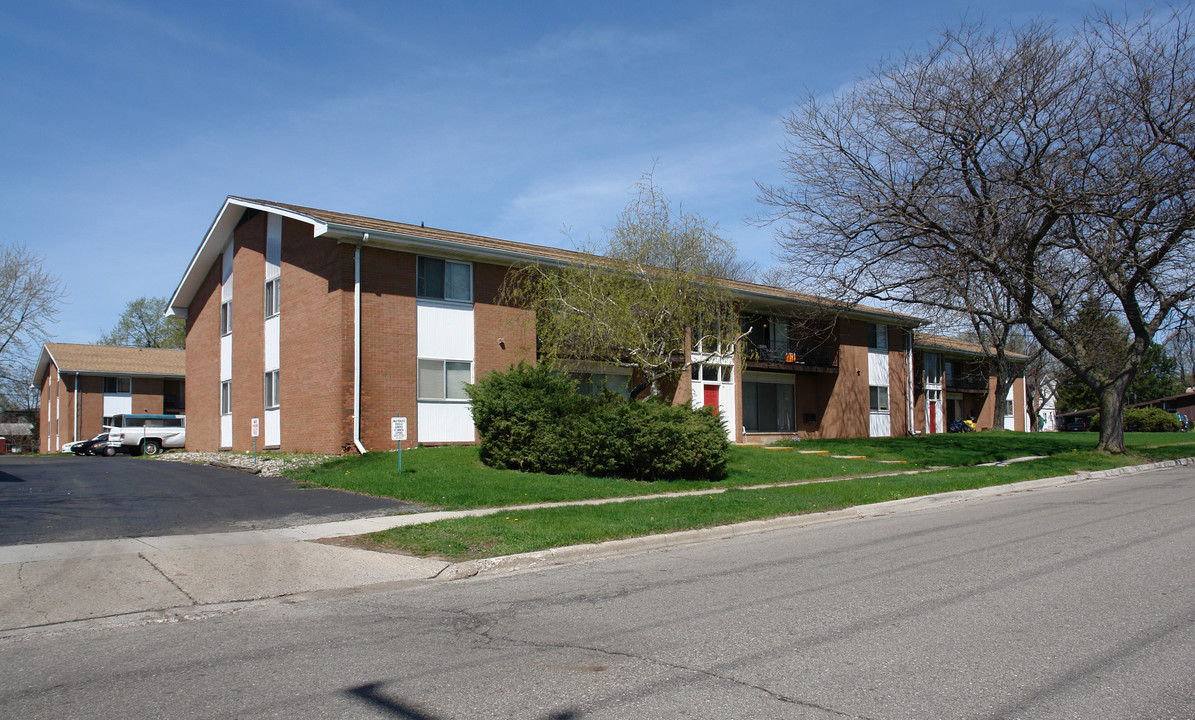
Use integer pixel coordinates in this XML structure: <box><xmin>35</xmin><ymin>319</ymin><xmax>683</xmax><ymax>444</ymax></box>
<box><xmin>220</xmin><ymin>301</ymin><xmax>232</xmax><ymax>335</ymax></box>
<box><xmin>220</xmin><ymin>381</ymin><xmax>231</xmax><ymax>415</ymax></box>
<box><xmin>416</xmin><ymin>257</ymin><xmax>472</xmax><ymax>302</ymax></box>
<box><xmin>264</xmin><ymin>278</ymin><xmax>279</xmax><ymax>318</ymax></box>
<box><xmin>103</xmin><ymin>376</ymin><xmax>131</xmax><ymax>394</ymax></box>
<box><xmin>417</xmin><ymin>359</ymin><xmax>471</xmax><ymax>400</ymax></box>
<box><xmin>264</xmin><ymin>370</ymin><xmax>279</xmax><ymax>409</ymax></box>
<box><xmin>869</xmin><ymin>385</ymin><xmax>889</xmax><ymax>412</ymax></box>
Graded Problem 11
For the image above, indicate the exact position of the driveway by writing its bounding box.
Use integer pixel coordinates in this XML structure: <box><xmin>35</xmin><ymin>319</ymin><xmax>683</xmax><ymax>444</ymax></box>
<box><xmin>0</xmin><ymin>455</ymin><xmax>416</xmax><ymax>545</ymax></box>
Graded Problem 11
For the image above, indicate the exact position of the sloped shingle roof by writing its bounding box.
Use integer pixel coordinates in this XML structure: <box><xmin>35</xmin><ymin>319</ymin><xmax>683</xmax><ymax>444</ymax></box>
<box><xmin>35</xmin><ymin>343</ymin><xmax>185</xmax><ymax>384</ymax></box>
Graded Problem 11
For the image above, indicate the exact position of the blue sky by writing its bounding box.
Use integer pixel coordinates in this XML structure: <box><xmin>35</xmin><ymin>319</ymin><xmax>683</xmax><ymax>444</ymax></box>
<box><xmin>2</xmin><ymin>0</ymin><xmax>1109</xmax><ymax>350</ymax></box>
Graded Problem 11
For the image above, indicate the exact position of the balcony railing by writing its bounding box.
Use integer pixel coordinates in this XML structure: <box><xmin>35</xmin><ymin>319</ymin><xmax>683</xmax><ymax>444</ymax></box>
<box><xmin>745</xmin><ymin>344</ymin><xmax>839</xmax><ymax>369</ymax></box>
<box><xmin>945</xmin><ymin>376</ymin><xmax>989</xmax><ymax>392</ymax></box>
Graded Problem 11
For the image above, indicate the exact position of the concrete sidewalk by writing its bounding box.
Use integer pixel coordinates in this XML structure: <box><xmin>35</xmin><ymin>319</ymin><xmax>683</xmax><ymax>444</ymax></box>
<box><xmin>2</xmin><ymin>457</ymin><xmax>1189</xmax><ymax>634</ymax></box>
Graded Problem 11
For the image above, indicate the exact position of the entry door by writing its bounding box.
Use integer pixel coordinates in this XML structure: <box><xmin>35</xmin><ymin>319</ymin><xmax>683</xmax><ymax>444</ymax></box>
<box><xmin>929</xmin><ymin>401</ymin><xmax>938</xmax><ymax>433</ymax></box>
<box><xmin>703</xmin><ymin>384</ymin><xmax>720</xmax><ymax>411</ymax></box>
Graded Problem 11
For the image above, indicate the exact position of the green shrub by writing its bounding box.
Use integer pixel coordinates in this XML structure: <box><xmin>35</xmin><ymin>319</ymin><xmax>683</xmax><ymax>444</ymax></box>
<box><xmin>1091</xmin><ymin>406</ymin><xmax>1181</xmax><ymax>432</ymax></box>
<box><xmin>467</xmin><ymin>363</ymin><xmax>728</xmax><ymax>481</ymax></box>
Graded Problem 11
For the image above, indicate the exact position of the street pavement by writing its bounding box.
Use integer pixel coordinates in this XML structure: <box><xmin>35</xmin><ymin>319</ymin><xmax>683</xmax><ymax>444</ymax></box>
<box><xmin>1</xmin><ymin>461</ymin><xmax>1192</xmax><ymax>719</ymax></box>
<box><xmin>1</xmin><ymin>458</ymin><xmax>1188</xmax><ymax>634</ymax></box>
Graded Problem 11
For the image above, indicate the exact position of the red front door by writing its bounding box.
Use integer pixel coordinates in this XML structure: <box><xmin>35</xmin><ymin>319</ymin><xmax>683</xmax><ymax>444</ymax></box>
<box><xmin>929</xmin><ymin>401</ymin><xmax>937</xmax><ymax>433</ymax></box>
<box><xmin>703</xmin><ymin>384</ymin><xmax>720</xmax><ymax>411</ymax></box>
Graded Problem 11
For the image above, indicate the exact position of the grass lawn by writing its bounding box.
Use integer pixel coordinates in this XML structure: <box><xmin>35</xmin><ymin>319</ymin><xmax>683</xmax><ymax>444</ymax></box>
<box><xmin>356</xmin><ymin>448</ymin><xmax>1182</xmax><ymax>561</ymax></box>
<box><xmin>295</xmin><ymin>431</ymin><xmax>1195</xmax><ymax>562</ymax></box>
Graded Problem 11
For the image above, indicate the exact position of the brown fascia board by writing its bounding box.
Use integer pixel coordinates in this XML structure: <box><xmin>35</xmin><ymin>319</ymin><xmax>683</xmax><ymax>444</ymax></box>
<box><xmin>168</xmin><ymin>197</ymin><xmax>925</xmax><ymax>327</ymax></box>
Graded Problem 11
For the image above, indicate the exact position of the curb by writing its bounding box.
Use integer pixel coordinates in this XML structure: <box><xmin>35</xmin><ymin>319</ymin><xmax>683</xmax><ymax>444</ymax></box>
<box><xmin>436</xmin><ymin>456</ymin><xmax>1194</xmax><ymax>581</ymax></box>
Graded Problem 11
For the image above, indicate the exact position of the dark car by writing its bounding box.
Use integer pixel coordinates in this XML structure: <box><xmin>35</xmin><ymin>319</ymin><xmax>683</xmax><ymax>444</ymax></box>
<box><xmin>68</xmin><ymin>432</ymin><xmax>111</xmax><ymax>456</ymax></box>
<box><xmin>1064</xmin><ymin>418</ymin><xmax>1091</xmax><ymax>432</ymax></box>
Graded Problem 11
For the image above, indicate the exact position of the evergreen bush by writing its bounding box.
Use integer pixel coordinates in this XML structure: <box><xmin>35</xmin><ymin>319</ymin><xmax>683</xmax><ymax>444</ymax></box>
<box><xmin>467</xmin><ymin>363</ymin><xmax>728</xmax><ymax>481</ymax></box>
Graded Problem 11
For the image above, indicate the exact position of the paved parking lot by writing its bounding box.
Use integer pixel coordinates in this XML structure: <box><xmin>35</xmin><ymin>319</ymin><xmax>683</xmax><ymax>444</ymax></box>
<box><xmin>0</xmin><ymin>455</ymin><xmax>415</xmax><ymax>545</ymax></box>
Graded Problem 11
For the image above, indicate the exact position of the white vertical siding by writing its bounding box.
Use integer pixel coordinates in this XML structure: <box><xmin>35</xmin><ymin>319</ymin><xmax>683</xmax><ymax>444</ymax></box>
<box><xmin>220</xmin><ymin>239</ymin><xmax>233</xmax><ymax>448</ymax></box>
<box><xmin>416</xmin><ymin>302</ymin><xmax>474</xmax><ymax>359</ymax></box>
<box><xmin>265</xmin><ymin>214</ymin><xmax>282</xmax><ymax>446</ymax></box>
<box><xmin>416</xmin><ymin>300</ymin><xmax>475</xmax><ymax>443</ymax></box>
<box><xmin>868</xmin><ymin>324</ymin><xmax>891</xmax><ymax>437</ymax></box>
<box><xmin>102</xmin><ymin>395</ymin><xmax>132</xmax><ymax>417</ymax></box>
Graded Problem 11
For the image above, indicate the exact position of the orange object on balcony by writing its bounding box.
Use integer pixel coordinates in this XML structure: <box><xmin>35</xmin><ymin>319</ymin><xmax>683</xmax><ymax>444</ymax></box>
<box><xmin>785</xmin><ymin>352</ymin><xmax>796</xmax><ymax>363</ymax></box>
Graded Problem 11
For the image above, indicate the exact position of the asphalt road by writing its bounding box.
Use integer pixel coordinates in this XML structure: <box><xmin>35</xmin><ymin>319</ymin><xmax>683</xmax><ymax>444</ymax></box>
<box><xmin>0</xmin><ymin>455</ymin><xmax>415</xmax><ymax>545</ymax></box>
<box><xmin>1</xmin><ymin>465</ymin><xmax>1193</xmax><ymax>719</ymax></box>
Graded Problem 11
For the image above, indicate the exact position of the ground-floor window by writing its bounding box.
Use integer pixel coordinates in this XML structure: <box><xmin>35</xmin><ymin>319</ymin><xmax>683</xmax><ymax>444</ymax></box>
<box><xmin>869</xmin><ymin>385</ymin><xmax>889</xmax><ymax>412</ymax></box>
<box><xmin>418</xmin><ymin>359</ymin><xmax>471</xmax><ymax>400</ymax></box>
<box><xmin>573</xmin><ymin>372</ymin><xmax>630</xmax><ymax>396</ymax></box>
<box><xmin>743</xmin><ymin>380</ymin><xmax>795</xmax><ymax>433</ymax></box>
<box><xmin>264</xmin><ymin>370</ymin><xmax>280</xmax><ymax>409</ymax></box>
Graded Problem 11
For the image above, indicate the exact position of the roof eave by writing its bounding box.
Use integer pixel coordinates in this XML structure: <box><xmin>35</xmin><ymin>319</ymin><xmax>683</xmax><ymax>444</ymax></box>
<box><xmin>167</xmin><ymin>197</ymin><xmax>330</xmax><ymax>318</ymax></box>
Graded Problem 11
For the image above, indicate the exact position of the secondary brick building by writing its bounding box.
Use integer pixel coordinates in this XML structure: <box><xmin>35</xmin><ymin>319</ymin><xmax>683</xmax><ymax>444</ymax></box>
<box><xmin>168</xmin><ymin>197</ymin><xmax>1025</xmax><ymax>453</ymax></box>
<box><xmin>34</xmin><ymin>343</ymin><xmax>185</xmax><ymax>452</ymax></box>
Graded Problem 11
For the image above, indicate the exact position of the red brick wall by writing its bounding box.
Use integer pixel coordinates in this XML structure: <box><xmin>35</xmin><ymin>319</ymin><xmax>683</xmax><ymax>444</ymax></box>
<box><xmin>184</xmin><ymin>254</ymin><xmax>223</xmax><ymax>451</ymax></box>
<box><xmin>130</xmin><ymin>377</ymin><xmax>165</xmax><ymax>416</ymax></box>
<box><xmin>278</xmin><ymin>220</ymin><xmax>354</xmax><ymax>453</ymax></box>
<box><xmin>357</xmin><ymin>245</ymin><xmax>416</xmax><ymax>450</ymax></box>
<box><xmin>231</xmin><ymin>212</ymin><xmax>267</xmax><ymax>450</ymax></box>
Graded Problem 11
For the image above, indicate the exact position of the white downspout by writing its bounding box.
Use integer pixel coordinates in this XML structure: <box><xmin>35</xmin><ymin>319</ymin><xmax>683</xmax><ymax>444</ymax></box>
<box><xmin>906</xmin><ymin>330</ymin><xmax>915</xmax><ymax>436</ymax></box>
<box><xmin>73</xmin><ymin>372</ymin><xmax>79</xmax><ymax>443</ymax></box>
<box><xmin>352</xmin><ymin>234</ymin><xmax>369</xmax><ymax>454</ymax></box>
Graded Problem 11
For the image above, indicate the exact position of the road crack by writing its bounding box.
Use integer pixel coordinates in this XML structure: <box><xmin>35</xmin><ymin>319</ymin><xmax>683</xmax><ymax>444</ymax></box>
<box><xmin>451</xmin><ymin>609</ymin><xmax>873</xmax><ymax>719</ymax></box>
<box><xmin>138</xmin><ymin>553</ymin><xmax>198</xmax><ymax>605</ymax></box>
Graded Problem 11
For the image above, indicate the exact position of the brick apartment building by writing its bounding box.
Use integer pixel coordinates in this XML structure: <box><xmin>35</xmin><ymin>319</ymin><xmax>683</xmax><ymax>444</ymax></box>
<box><xmin>167</xmin><ymin>197</ymin><xmax>1027</xmax><ymax>453</ymax></box>
<box><xmin>911</xmin><ymin>333</ymin><xmax>1028</xmax><ymax>434</ymax></box>
<box><xmin>35</xmin><ymin>343</ymin><xmax>185</xmax><ymax>452</ymax></box>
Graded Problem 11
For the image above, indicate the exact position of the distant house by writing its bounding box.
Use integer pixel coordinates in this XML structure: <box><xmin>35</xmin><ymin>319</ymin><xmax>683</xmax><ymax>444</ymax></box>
<box><xmin>34</xmin><ymin>343</ymin><xmax>185</xmax><ymax>452</ymax></box>
<box><xmin>911</xmin><ymin>333</ymin><xmax>1029</xmax><ymax>433</ymax></box>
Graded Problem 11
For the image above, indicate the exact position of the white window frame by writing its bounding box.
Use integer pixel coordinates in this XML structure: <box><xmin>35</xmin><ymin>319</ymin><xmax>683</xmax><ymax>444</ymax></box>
<box><xmin>264</xmin><ymin>370</ymin><xmax>279</xmax><ymax>409</ymax></box>
<box><xmin>220</xmin><ymin>301</ymin><xmax>232</xmax><ymax>336</ymax></box>
<box><xmin>870</xmin><ymin>385</ymin><xmax>890</xmax><ymax>412</ymax></box>
<box><xmin>220</xmin><ymin>380</ymin><xmax>231</xmax><ymax>415</ymax></box>
<box><xmin>416</xmin><ymin>256</ymin><xmax>472</xmax><ymax>302</ymax></box>
<box><xmin>264</xmin><ymin>278</ymin><xmax>280</xmax><ymax>318</ymax></box>
<box><xmin>417</xmin><ymin>359</ymin><xmax>472</xmax><ymax>401</ymax></box>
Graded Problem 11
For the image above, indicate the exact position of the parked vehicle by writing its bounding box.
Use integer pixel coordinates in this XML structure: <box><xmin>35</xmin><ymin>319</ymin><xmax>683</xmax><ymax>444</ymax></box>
<box><xmin>61</xmin><ymin>432</ymin><xmax>109</xmax><ymax>455</ymax></box>
<box><xmin>105</xmin><ymin>414</ymin><xmax>185</xmax><ymax>456</ymax></box>
<box><xmin>1064</xmin><ymin>418</ymin><xmax>1091</xmax><ymax>432</ymax></box>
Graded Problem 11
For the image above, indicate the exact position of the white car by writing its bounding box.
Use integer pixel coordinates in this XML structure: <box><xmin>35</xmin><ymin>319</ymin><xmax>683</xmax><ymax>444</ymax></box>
<box><xmin>105</xmin><ymin>414</ymin><xmax>186</xmax><ymax>456</ymax></box>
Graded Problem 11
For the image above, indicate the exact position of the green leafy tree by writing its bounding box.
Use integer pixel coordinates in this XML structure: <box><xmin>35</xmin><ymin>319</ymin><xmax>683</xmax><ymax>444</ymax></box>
<box><xmin>99</xmin><ymin>296</ymin><xmax>185</xmax><ymax>349</ymax></box>
<box><xmin>503</xmin><ymin>172</ymin><xmax>750</xmax><ymax>401</ymax></box>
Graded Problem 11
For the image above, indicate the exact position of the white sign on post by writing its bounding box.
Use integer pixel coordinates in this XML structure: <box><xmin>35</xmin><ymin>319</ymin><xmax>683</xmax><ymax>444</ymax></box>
<box><xmin>391</xmin><ymin>416</ymin><xmax>407</xmax><ymax>441</ymax></box>
<box><xmin>251</xmin><ymin>417</ymin><xmax>260</xmax><ymax>438</ymax></box>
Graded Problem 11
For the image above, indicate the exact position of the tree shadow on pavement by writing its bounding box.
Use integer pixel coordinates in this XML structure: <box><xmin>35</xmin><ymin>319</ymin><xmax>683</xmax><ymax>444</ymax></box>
<box><xmin>347</xmin><ymin>682</ymin><xmax>579</xmax><ymax>719</ymax></box>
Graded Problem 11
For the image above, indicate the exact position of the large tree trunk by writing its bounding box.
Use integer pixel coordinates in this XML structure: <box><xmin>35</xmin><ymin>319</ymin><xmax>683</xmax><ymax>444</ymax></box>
<box><xmin>1095</xmin><ymin>379</ymin><xmax>1130</xmax><ymax>454</ymax></box>
<box><xmin>991</xmin><ymin>373</ymin><xmax>1011</xmax><ymax>432</ymax></box>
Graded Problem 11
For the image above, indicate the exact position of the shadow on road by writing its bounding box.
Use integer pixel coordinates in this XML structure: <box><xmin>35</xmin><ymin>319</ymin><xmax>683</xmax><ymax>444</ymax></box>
<box><xmin>347</xmin><ymin>682</ymin><xmax>579</xmax><ymax>719</ymax></box>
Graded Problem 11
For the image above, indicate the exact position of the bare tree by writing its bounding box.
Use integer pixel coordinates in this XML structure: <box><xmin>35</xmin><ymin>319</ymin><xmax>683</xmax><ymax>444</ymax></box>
<box><xmin>503</xmin><ymin>172</ymin><xmax>749</xmax><ymax>400</ymax></box>
<box><xmin>0</xmin><ymin>244</ymin><xmax>63</xmax><ymax>401</ymax></box>
<box><xmin>761</xmin><ymin>9</ymin><xmax>1195</xmax><ymax>452</ymax></box>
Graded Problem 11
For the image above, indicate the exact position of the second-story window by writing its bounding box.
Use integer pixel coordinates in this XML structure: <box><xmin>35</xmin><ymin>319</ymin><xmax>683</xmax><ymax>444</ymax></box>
<box><xmin>264</xmin><ymin>370</ymin><xmax>280</xmax><ymax>409</ymax></box>
<box><xmin>416</xmin><ymin>257</ymin><xmax>472</xmax><ymax>302</ymax></box>
<box><xmin>103</xmin><ymin>377</ymin><xmax>131</xmax><ymax>394</ymax></box>
<box><xmin>264</xmin><ymin>278</ymin><xmax>280</xmax><ymax>318</ymax></box>
<box><xmin>220</xmin><ymin>301</ymin><xmax>232</xmax><ymax>335</ymax></box>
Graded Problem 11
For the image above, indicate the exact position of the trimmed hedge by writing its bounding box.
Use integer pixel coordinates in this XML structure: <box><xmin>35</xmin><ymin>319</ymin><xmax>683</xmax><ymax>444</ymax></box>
<box><xmin>467</xmin><ymin>363</ymin><xmax>728</xmax><ymax>481</ymax></box>
<box><xmin>1091</xmin><ymin>406</ymin><xmax>1181</xmax><ymax>432</ymax></box>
